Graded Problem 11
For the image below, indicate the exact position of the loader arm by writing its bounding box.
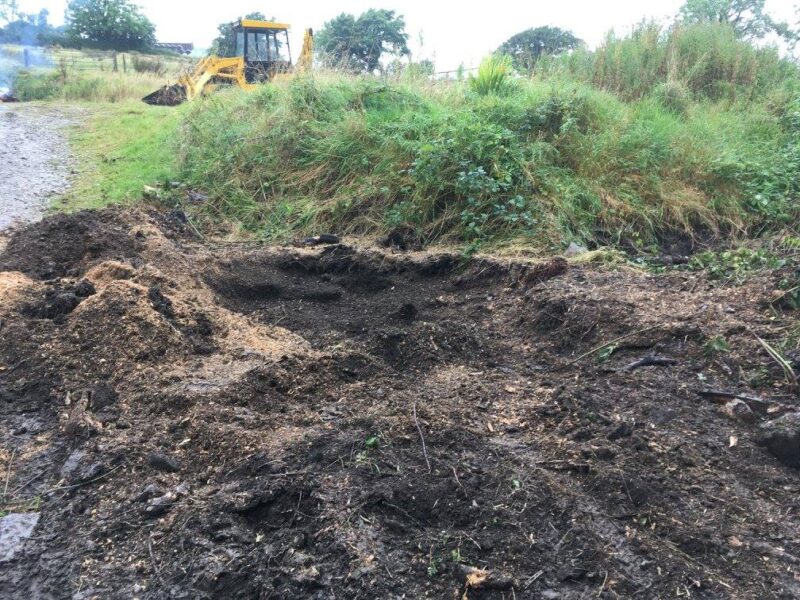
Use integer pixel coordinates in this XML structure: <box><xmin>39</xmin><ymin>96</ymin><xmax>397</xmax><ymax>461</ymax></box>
<box><xmin>179</xmin><ymin>56</ymin><xmax>255</xmax><ymax>101</ymax></box>
<box><xmin>296</xmin><ymin>28</ymin><xmax>314</xmax><ymax>72</ymax></box>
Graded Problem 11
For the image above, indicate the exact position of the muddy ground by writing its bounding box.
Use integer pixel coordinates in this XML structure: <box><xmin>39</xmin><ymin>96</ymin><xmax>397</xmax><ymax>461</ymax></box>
<box><xmin>1</xmin><ymin>208</ymin><xmax>800</xmax><ymax>599</ymax></box>
<box><xmin>0</xmin><ymin>104</ymin><xmax>75</xmax><ymax>231</ymax></box>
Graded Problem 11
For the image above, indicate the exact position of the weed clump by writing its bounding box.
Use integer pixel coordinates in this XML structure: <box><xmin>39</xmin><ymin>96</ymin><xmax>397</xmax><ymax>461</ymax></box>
<box><xmin>469</xmin><ymin>55</ymin><xmax>515</xmax><ymax>97</ymax></box>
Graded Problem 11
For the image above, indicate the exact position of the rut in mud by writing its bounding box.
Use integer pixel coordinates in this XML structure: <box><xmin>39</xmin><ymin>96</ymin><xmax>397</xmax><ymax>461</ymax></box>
<box><xmin>1</xmin><ymin>208</ymin><xmax>800</xmax><ymax>599</ymax></box>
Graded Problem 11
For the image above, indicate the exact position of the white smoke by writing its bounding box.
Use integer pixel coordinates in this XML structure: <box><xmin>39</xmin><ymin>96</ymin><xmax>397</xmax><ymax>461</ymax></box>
<box><xmin>0</xmin><ymin>45</ymin><xmax>53</xmax><ymax>95</ymax></box>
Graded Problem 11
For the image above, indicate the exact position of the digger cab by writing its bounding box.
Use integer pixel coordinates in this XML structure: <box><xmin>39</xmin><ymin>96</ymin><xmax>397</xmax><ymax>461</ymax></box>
<box><xmin>233</xmin><ymin>19</ymin><xmax>293</xmax><ymax>83</ymax></box>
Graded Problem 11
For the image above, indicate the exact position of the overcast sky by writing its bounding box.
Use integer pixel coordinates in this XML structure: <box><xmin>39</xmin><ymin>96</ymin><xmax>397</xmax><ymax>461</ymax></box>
<box><xmin>16</xmin><ymin>0</ymin><xmax>798</xmax><ymax>70</ymax></box>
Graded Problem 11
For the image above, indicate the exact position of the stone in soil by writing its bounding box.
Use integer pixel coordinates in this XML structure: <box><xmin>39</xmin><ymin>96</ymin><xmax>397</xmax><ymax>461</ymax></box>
<box><xmin>0</xmin><ymin>513</ymin><xmax>40</xmax><ymax>562</ymax></box>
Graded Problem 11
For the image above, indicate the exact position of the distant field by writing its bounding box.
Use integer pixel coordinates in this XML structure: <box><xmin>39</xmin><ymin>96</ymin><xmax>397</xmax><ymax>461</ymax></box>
<box><xmin>1</xmin><ymin>44</ymin><xmax>198</xmax><ymax>102</ymax></box>
<box><xmin>0</xmin><ymin>44</ymin><xmax>195</xmax><ymax>76</ymax></box>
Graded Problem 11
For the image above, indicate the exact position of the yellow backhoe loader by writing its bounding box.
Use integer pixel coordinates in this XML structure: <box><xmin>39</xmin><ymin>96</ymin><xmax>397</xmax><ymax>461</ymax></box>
<box><xmin>143</xmin><ymin>19</ymin><xmax>313</xmax><ymax>106</ymax></box>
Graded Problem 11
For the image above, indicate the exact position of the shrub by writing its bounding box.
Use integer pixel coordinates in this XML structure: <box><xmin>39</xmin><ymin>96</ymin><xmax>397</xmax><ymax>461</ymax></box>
<box><xmin>469</xmin><ymin>55</ymin><xmax>515</xmax><ymax>97</ymax></box>
<box><xmin>651</xmin><ymin>81</ymin><xmax>691</xmax><ymax>116</ymax></box>
<box><xmin>131</xmin><ymin>55</ymin><xmax>166</xmax><ymax>76</ymax></box>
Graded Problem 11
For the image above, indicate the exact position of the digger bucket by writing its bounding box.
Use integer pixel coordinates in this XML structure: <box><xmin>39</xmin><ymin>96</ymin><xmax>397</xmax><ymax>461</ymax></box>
<box><xmin>142</xmin><ymin>83</ymin><xmax>188</xmax><ymax>107</ymax></box>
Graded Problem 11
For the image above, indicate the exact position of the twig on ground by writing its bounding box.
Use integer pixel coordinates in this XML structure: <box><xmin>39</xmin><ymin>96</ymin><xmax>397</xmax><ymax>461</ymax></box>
<box><xmin>148</xmin><ymin>539</ymin><xmax>165</xmax><ymax>584</ymax></box>
<box><xmin>751</xmin><ymin>330</ymin><xmax>798</xmax><ymax>389</ymax></box>
<box><xmin>41</xmin><ymin>464</ymin><xmax>123</xmax><ymax>496</ymax></box>
<box><xmin>9</xmin><ymin>471</ymin><xmax>44</xmax><ymax>497</ymax></box>
<box><xmin>560</xmin><ymin>325</ymin><xmax>660</xmax><ymax>369</ymax></box>
<box><xmin>3</xmin><ymin>449</ymin><xmax>15</xmax><ymax>504</ymax></box>
<box><xmin>769</xmin><ymin>286</ymin><xmax>800</xmax><ymax>307</ymax></box>
<box><xmin>413</xmin><ymin>402</ymin><xmax>432</xmax><ymax>473</ymax></box>
<box><xmin>622</xmin><ymin>355</ymin><xmax>677</xmax><ymax>371</ymax></box>
<box><xmin>452</xmin><ymin>466</ymin><xmax>467</xmax><ymax>497</ymax></box>
<box><xmin>696</xmin><ymin>389</ymin><xmax>794</xmax><ymax>416</ymax></box>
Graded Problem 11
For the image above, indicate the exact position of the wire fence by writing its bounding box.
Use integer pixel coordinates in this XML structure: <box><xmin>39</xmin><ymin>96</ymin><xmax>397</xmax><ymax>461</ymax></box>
<box><xmin>0</xmin><ymin>45</ymin><xmax>195</xmax><ymax>77</ymax></box>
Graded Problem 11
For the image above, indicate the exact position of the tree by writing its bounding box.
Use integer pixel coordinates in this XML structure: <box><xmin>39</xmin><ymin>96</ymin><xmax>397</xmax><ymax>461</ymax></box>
<box><xmin>36</xmin><ymin>8</ymin><xmax>49</xmax><ymax>28</ymax></box>
<box><xmin>209</xmin><ymin>11</ymin><xmax>267</xmax><ymax>57</ymax></box>
<box><xmin>65</xmin><ymin>0</ymin><xmax>155</xmax><ymax>51</ymax></box>
<box><xmin>498</xmin><ymin>26</ymin><xmax>582</xmax><ymax>71</ymax></box>
<box><xmin>316</xmin><ymin>9</ymin><xmax>410</xmax><ymax>73</ymax></box>
<box><xmin>0</xmin><ymin>0</ymin><xmax>19</xmax><ymax>25</ymax></box>
<box><xmin>679</xmin><ymin>0</ymin><xmax>795</xmax><ymax>41</ymax></box>
<box><xmin>0</xmin><ymin>7</ymin><xmax>64</xmax><ymax>45</ymax></box>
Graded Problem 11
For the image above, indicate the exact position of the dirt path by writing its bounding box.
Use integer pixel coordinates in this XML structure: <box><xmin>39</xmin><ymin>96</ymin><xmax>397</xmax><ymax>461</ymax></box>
<box><xmin>0</xmin><ymin>104</ymin><xmax>75</xmax><ymax>231</ymax></box>
<box><xmin>1</xmin><ymin>208</ymin><xmax>800</xmax><ymax>599</ymax></box>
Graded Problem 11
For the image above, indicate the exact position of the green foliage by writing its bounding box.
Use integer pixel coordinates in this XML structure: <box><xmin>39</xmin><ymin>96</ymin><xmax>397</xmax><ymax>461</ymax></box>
<box><xmin>469</xmin><ymin>54</ymin><xmax>515</xmax><ymax>96</ymax></box>
<box><xmin>704</xmin><ymin>335</ymin><xmax>731</xmax><ymax>355</ymax></box>
<box><xmin>11</xmin><ymin>68</ymin><xmax>167</xmax><ymax>102</ymax></box>
<box><xmin>540</xmin><ymin>21</ymin><xmax>797</xmax><ymax>102</ymax></box>
<box><xmin>651</xmin><ymin>81</ymin><xmax>691</xmax><ymax>116</ymax></box>
<box><xmin>0</xmin><ymin>0</ymin><xmax>19</xmax><ymax>25</ymax></box>
<box><xmin>499</xmin><ymin>26</ymin><xmax>583</xmax><ymax>72</ymax></box>
<box><xmin>316</xmin><ymin>9</ymin><xmax>410</xmax><ymax>73</ymax></box>
<box><xmin>0</xmin><ymin>8</ymin><xmax>64</xmax><ymax>45</ymax></box>
<box><xmin>690</xmin><ymin>247</ymin><xmax>786</xmax><ymax>281</ymax></box>
<box><xmin>11</xmin><ymin>69</ymin><xmax>60</xmax><ymax>99</ymax></box>
<box><xmin>61</xmin><ymin>101</ymin><xmax>184</xmax><ymax>211</ymax></box>
<box><xmin>679</xmin><ymin>0</ymin><xmax>795</xmax><ymax>41</ymax></box>
<box><xmin>24</xmin><ymin>21</ymin><xmax>757</xmax><ymax>252</ymax></box>
<box><xmin>209</xmin><ymin>12</ymin><xmax>267</xmax><ymax>57</ymax></box>
<box><xmin>597</xmin><ymin>344</ymin><xmax>619</xmax><ymax>363</ymax></box>
<box><xmin>174</xmin><ymin>55</ymin><xmax>800</xmax><ymax>247</ymax></box>
<box><xmin>426</xmin><ymin>556</ymin><xmax>441</xmax><ymax>577</ymax></box>
<box><xmin>131</xmin><ymin>55</ymin><xmax>165</xmax><ymax>75</ymax></box>
<box><xmin>65</xmin><ymin>0</ymin><xmax>155</xmax><ymax>51</ymax></box>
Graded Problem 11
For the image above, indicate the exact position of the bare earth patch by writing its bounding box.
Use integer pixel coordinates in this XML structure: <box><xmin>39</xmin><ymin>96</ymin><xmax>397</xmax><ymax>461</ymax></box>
<box><xmin>1</xmin><ymin>207</ymin><xmax>799</xmax><ymax>599</ymax></box>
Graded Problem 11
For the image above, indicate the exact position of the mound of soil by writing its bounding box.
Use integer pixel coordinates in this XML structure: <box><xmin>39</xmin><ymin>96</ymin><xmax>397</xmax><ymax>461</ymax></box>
<box><xmin>1</xmin><ymin>207</ymin><xmax>800</xmax><ymax>599</ymax></box>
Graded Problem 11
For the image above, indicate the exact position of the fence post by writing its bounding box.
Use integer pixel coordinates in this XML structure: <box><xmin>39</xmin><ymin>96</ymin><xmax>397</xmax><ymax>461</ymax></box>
<box><xmin>23</xmin><ymin>48</ymin><xmax>30</xmax><ymax>68</ymax></box>
<box><xmin>122</xmin><ymin>54</ymin><xmax>127</xmax><ymax>74</ymax></box>
<box><xmin>113</xmin><ymin>53</ymin><xmax>118</xmax><ymax>72</ymax></box>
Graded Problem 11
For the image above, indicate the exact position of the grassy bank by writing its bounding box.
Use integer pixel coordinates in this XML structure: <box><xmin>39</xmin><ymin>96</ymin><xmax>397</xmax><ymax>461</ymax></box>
<box><xmin>58</xmin><ymin>102</ymin><xmax>183</xmax><ymax>211</ymax></box>
<box><xmin>33</xmin><ymin>22</ymin><xmax>800</xmax><ymax>252</ymax></box>
<box><xmin>175</xmin><ymin>23</ymin><xmax>800</xmax><ymax>249</ymax></box>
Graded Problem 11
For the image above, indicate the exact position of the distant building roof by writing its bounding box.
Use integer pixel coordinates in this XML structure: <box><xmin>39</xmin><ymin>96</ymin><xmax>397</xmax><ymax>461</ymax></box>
<box><xmin>153</xmin><ymin>42</ymin><xmax>194</xmax><ymax>55</ymax></box>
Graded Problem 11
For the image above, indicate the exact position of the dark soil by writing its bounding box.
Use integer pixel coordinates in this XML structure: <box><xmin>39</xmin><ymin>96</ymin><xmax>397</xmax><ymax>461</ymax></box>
<box><xmin>142</xmin><ymin>84</ymin><xmax>188</xmax><ymax>107</ymax></box>
<box><xmin>1</xmin><ymin>208</ymin><xmax>800</xmax><ymax>599</ymax></box>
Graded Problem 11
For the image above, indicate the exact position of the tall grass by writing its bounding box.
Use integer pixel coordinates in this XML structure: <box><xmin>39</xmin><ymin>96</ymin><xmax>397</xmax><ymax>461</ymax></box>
<box><xmin>537</xmin><ymin>22</ymin><xmax>798</xmax><ymax>102</ymax></box>
<box><xmin>178</xmin><ymin>67</ymin><xmax>799</xmax><ymax>247</ymax></box>
<box><xmin>469</xmin><ymin>54</ymin><xmax>515</xmax><ymax>96</ymax></box>
<box><xmin>11</xmin><ymin>68</ymin><xmax>172</xmax><ymax>102</ymax></box>
<box><xmin>63</xmin><ymin>21</ymin><xmax>791</xmax><ymax>250</ymax></box>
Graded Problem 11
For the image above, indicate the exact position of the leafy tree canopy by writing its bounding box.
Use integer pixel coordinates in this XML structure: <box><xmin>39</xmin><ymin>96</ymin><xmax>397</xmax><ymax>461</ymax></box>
<box><xmin>679</xmin><ymin>0</ymin><xmax>796</xmax><ymax>41</ymax></box>
<box><xmin>209</xmin><ymin>11</ymin><xmax>269</xmax><ymax>57</ymax></box>
<box><xmin>65</xmin><ymin>0</ymin><xmax>155</xmax><ymax>51</ymax></box>
<box><xmin>498</xmin><ymin>26</ymin><xmax>583</xmax><ymax>71</ymax></box>
<box><xmin>0</xmin><ymin>8</ymin><xmax>63</xmax><ymax>45</ymax></box>
<box><xmin>0</xmin><ymin>0</ymin><xmax>19</xmax><ymax>25</ymax></box>
<box><xmin>316</xmin><ymin>9</ymin><xmax>410</xmax><ymax>73</ymax></box>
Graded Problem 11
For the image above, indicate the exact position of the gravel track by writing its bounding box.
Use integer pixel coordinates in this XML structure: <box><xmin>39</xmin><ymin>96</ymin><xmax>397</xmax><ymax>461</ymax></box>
<box><xmin>0</xmin><ymin>104</ymin><xmax>76</xmax><ymax>231</ymax></box>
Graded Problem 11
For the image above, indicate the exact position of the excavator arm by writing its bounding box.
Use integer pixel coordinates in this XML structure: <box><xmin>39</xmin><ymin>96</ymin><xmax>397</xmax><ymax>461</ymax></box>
<box><xmin>143</xmin><ymin>56</ymin><xmax>252</xmax><ymax>106</ymax></box>
<box><xmin>297</xmin><ymin>28</ymin><xmax>314</xmax><ymax>73</ymax></box>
